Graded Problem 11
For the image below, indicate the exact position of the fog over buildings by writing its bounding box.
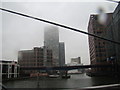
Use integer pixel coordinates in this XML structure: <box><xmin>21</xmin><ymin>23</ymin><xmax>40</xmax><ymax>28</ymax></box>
<box><xmin>1</xmin><ymin>1</ymin><xmax>118</xmax><ymax>64</ymax></box>
<box><xmin>44</xmin><ymin>26</ymin><xmax>59</xmax><ymax>66</ymax></box>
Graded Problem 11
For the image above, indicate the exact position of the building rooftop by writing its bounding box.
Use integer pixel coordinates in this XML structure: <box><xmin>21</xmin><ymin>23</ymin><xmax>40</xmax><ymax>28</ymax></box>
<box><xmin>0</xmin><ymin>60</ymin><xmax>18</xmax><ymax>63</ymax></box>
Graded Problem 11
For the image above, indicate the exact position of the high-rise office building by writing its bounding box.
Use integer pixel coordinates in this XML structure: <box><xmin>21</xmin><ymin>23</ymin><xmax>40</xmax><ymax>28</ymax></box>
<box><xmin>88</xmin><ymin>14</ymin><xmax>106</xmax><ymax>65</ymax></box>
<box><xmin>59</xmin><ymin>42</ymin><xmax>65</xmax><ymax>66</ymax></box>
<box><xmin>105</xmin><ymin>3</ymin><xmax>120</xmax><ymax>72</ymax></box>
<box><xmin>44</xmin><ymin>26</ymin><xmax>59</xmax><ymax>66</ymax></box>
<box><xmin>111</xmin><ymin>3</ymin><xmax>120</xmax><ymax>65</ymax></box>
<box><xmin>88</xmin><ymin>13</ymin><xmax>113</xmax><ymax>72</ymax></box>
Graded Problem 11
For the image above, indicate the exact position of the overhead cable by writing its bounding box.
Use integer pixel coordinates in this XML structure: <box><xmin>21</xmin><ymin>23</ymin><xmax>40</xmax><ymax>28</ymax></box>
<box><xmin>0</xmin><ymin>8</ymin><xmax>120</xmax><ymax>45</ymax></box>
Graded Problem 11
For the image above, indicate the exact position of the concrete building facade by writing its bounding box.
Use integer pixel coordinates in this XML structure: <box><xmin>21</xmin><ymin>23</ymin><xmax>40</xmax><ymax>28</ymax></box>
<box><xmin>105</xmin><ymin>3</ymin><xmax>120</xmax><ymax>73</ymax></box>
<box><xmin>0</xmin><ymin>60</ymin><xmax>20</xmax><ymax>79</ymax></box>
<box><xmin>112</xmin><ymin>3</ymin><xmax>120</xmax><ymax>65</ymax></box>
<box><xmin>67</xmin><ymin>57</ymin><xmax>83</xmax><ymax>73</ymax></box>
<box><xmin>71</xmin><ymin>57</ymin><xmax>81</xmax><ymax>65</ymax></box>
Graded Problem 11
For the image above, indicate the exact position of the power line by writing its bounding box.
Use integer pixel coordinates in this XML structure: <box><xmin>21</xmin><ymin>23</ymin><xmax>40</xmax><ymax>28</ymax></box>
<box><xmin>0</xmin><ymin>8</ymin><xmax>120</xmax><ymax>45</ymax></box>
<box><xmin>106</xmin><ymin>0</ymin><xmax>120</xmax><ymax>3</ymax></box>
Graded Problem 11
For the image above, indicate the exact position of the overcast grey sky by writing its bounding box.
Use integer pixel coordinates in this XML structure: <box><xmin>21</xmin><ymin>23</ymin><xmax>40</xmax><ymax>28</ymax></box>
<box><xmin>0</xmin><ymin>0</ymin><xmax>118</xmax><ymax>64</ymax></box>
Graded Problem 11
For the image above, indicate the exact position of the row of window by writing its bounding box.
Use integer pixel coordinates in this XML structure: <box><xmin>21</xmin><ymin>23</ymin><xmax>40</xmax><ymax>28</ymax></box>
<box><xmin>96</xmin><ymin>53</ymin><xmax>106</xmax><ymax>57</ymax></box>
<box><xmin>96</xmin><ymin>49</ymin><xmax>106</xmax><ymax>52</ymax></box>
<box><xmin>95</xmin><ymin>45</ymin><xmax>105</xmax><ymax>48</ymax></box>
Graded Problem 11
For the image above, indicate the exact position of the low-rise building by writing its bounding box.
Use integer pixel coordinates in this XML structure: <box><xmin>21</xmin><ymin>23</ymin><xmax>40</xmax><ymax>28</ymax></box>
<box><xmin>71</xmin><ymin>57</ymin><xmax>81</xmax><ymax>65</ymax></box>
<box><xmin>67</xmin><ymin>57</ymin><xmax>84</xmax><ymax>73</ymax></box>
<box><xmin>0</xmin><ymin>60</ymin><xmax>20</xmax><ymax>79</ymax></box>
<box><xmin>18</xmin><ymin>46</ymin><xmax>53</xmax><ymax>76</ymax></box>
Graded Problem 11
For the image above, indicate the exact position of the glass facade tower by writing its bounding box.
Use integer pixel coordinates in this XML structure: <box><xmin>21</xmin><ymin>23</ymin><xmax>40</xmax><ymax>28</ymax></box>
<box><xmin>44</xmin><ymin>26</ymin><xmax>59</xmax><ymax>66</ymax></box>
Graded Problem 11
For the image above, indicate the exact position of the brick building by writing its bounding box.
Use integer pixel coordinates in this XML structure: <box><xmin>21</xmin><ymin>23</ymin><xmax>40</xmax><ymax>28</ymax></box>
<box><xmin>88</xmin><ymin>13</ymin><xmax>113</xmax><ymax>72</ymax></box>
<box><xmin>18</xmin><ymin>47</ymin><xmax>53</xmax><ymax>75</ymax></box>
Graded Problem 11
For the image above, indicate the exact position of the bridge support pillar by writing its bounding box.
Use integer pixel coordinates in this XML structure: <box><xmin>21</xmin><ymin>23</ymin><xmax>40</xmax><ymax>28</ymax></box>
<box><xmin>60</xmin><ymin>70</ymin><xmax>70</xmax><ymax>79</ymax></box>
<box><xmin>65</xmin><ymin>70</ymin><xmax>68</xmax><ymax>77</ymax></box>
